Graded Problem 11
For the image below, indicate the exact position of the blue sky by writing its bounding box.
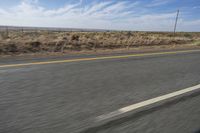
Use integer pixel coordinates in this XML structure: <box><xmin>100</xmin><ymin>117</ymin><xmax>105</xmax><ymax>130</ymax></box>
<box><xmin>0</xmin><ymin>0</ymin><xmax>199</xmax><ymax>31</ymax></box>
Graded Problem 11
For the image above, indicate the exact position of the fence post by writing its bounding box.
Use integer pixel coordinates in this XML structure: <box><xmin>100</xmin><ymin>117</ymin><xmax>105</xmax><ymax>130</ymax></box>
<box><xmin>6</xmin><ymin>26</ymin><xmax>9</xmax><ymax>38</ymax></box>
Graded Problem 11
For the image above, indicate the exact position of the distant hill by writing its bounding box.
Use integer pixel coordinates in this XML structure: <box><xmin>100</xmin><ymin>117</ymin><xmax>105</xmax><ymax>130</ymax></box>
<box><xmin>0</xmin><ymin>25</ymin><xmax>111</xmax><ymax>32</ymax></box>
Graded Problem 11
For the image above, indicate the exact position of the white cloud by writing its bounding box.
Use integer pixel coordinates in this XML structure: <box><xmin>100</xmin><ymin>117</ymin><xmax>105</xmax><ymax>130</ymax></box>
<box><xmin>146</xmin><ymin>0</ymin><xmax>171</xmax><ymax>7</ymax></box>
<box><xmin>0</xmin><ymin>0</ymin><xmax>199</xmax><ymax>31</ymax></box>
<box><xmin>22</xmin><ymin>0</ymin><xmax>39</xmax><ymax>4</ymax></box>
<box><xmin>193</xmin><ymin>6</ymin><xmax>200</xmax><ymax>9</ymax></box>
<box><xmin>83</xmin><ymin>1</ymin><xmax>112</xmax><ymax>15</ymax></box>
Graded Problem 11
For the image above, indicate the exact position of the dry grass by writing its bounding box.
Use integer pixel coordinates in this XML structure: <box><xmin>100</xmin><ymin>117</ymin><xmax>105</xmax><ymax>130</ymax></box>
<box><xmin>192</xmin><ymin>40</ymin><xmax>200</xmax><ymax>46</ymax></box>
<box><xmin>0</xmin><ymin>31</ymin><xmax>200</xmax><ymax>55</ymax></box>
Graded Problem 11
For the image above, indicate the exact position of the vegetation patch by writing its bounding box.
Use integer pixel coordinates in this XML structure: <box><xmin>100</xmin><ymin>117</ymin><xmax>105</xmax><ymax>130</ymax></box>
<box><xmin>0</xmin><ymin>31</ymin><xmax>199</xmax><ymax>55</ymax></box>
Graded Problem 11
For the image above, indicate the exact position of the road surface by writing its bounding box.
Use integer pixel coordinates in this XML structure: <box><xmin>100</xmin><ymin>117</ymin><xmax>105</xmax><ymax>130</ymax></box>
<box><xmin>0</xmin><ymin>49</ymin><xmax>200</xmax><ymax>133</ymax></box>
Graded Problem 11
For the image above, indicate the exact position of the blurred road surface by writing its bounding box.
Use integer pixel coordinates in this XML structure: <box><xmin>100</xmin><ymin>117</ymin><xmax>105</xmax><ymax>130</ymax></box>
<box><xmin>0</xmin><ymin>50</ymin><xmax>200</xmax><ymax>133</ymax></box>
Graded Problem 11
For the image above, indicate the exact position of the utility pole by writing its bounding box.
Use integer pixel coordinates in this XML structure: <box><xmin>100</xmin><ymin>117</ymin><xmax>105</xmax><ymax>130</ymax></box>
<box><xmin>173</xmin><ymin>9</ymin><xmax>179</xmax><ymax>36</ymax></box>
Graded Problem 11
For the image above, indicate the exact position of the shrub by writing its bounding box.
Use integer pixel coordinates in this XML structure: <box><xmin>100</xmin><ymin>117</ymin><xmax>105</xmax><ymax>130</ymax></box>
<box><xmin>184</xmin><ymin>33</ymin><xmax>192</xmax><ymax>38</ymax></box>
<box><xmin>71</xmin><ymin>34</ymin><xmax>79</xmax><ymax>41</ymax></box>
<box><xmin>5</xmin><ymin>43</ymin><xmax>18</xmax><ymax>53</ymax></box>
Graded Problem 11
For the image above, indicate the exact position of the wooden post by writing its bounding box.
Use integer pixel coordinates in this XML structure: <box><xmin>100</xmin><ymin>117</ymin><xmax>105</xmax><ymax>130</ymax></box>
<box><xmin>6</xmin><ymin>26</ymin><xmax>9</xmax><ymax>38</ymax></box>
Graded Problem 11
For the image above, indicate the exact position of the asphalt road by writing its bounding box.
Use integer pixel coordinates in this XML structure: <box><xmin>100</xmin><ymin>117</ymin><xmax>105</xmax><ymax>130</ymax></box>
<box><xmin>0</xmin><ymin>50</ymin><xmax>200</xmax><ymax>133</ymax></box>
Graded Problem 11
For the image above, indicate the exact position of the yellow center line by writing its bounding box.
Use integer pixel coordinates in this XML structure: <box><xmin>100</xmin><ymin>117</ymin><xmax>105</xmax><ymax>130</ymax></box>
<box><xmin>0</xmin><ymin>49</ymin><xmax>200</xmax><ymax>68</ymax></box>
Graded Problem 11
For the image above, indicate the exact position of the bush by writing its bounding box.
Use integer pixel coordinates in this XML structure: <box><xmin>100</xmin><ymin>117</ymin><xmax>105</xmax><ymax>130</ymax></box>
<box><xmin>71</xmin><ymin>35</ymin><xmax>79</xmax><ymax>41</ymax></box>
<box><xmin>27</xmin><ymin>41</ymin><xmax>42</xmax><ymax>52</ymax></box>
<box><xmin>184</xmin><ymin>33</ymin><xmax>192</xmax><ymax>38</ymax></box>
<box><xmin>0</xmin><ymin>32</ymin><xmax>9</xmax><ymax>39</ymax></box>
<box><xmin>5</xmin><ymin>43</ymin><xmax>18</xmax><ymax>53</ymax></box>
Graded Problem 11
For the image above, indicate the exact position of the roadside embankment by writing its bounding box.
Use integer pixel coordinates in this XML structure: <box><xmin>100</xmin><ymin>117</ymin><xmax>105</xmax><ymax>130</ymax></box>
<box><xmin>0</xmin><ymin>31</ymin><xmax>200</xmax><ymax>56</ymax></box>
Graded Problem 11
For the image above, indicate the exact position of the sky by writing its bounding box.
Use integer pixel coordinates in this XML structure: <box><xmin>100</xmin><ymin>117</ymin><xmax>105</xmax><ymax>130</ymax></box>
<box><xmin>0</xmin><ymin>0</ymin><xmax>199</xmax><ymax>31</ymax></box>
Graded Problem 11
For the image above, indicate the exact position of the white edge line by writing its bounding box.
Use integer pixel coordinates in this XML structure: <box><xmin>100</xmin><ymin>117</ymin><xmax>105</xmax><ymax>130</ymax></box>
<box><xmin>96</xmin><ymin>84</ymin><xmax>200</xmax><ymax>121</ymax></box>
